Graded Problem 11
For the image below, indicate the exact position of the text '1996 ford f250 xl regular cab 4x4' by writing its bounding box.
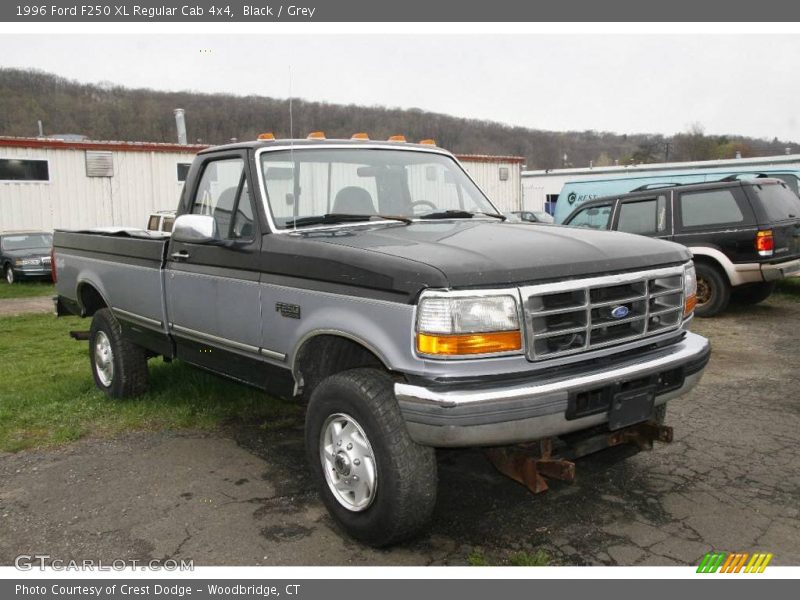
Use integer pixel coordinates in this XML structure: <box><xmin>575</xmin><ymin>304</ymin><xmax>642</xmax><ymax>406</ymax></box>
<box><xmin>53</xmin><ymin>136</ymin><xmax>710</xmax><ymax>546</ymax></box>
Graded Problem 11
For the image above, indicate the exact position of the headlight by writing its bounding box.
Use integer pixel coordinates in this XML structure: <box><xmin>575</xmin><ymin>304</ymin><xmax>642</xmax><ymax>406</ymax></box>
<box><xmin>683</xmin><ymin>262</ymin><xmax>697</xmax><ymax>317</ymax></box>
<box><xmin>416</xmin><ymin>294</ymin><xmax>522</xmax><ymax>357</ymax></box>
<box><xmin>15</xmin><ymin>258</ymin><xmax>40</xmax><ymax>266</ymax></box>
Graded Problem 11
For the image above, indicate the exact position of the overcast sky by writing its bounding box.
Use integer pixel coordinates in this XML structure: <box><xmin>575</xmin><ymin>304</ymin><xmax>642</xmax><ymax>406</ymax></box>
<box><xmin>2</xmin><ymin>34</ymin><xmax>799</xmax><ymax>140</ymax></box>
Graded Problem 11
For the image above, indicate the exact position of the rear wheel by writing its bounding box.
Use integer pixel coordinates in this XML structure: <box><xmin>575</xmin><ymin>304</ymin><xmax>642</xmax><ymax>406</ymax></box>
<box><xmin>305</xmin><ymin>368</ymin><xmax>437</xmax><ymax>547</ymax></box>
<box><xmin>732</xmin><ymin>281</ymin><xmax>776</xmax><ymax>305</ymax></box>
<box><xmin>694</xmin><ymin>262</ymin><xmax>730</xmax><ymax>318</ymax></box>
<box><xmin>4</xmin><ymin>264</ymin><xmax>14</xmax><ymax>284</ymax></box>
<box><xmin>89</xmin><ymin>308</ymin><xmax>149</xmax><ymax>398</ymax></box>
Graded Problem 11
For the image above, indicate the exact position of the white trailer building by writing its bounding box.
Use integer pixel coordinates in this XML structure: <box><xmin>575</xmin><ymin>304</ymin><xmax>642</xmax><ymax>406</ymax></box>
<box><xmin>522</xmin><ymin>153</ymin><xmax>800</xmax><ymax>214</ymax></box>
<box><xmin>0</xmin><ymin>137</ymin><xmax>523</xmax><ymax>231</ymax></box>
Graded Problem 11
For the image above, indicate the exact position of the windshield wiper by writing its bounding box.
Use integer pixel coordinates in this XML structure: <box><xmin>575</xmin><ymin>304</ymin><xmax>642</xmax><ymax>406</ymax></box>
<box><xmin>417</xmin><ymin>209</ymin><xmax>506</xmax><ymax>221</ymax></box>
<box><xmin>284</xmin><ymin>213</ymin><xmax>411</xmax><ymax>228</ymax></box>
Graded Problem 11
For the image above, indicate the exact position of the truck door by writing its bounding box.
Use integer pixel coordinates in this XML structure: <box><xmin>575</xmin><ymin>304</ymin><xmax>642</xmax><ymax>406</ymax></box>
<box><xmin>164</xmin><ymin>153</ymin><xmax>265</xmax><ymax>385</ymax></box>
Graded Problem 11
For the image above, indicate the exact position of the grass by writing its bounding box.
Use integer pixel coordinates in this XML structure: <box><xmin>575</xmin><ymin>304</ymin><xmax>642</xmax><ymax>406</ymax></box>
<box><xmin>0</xmin><ymin>313</ymin><xmax>303</xmax><ymax>453</ymax></box>
<box><xmin>467</xmin><ymin>549</ymin><xmax>551</xmax><ymax>567</ymax></box>
<box><xmin>0</xmin><ymin>281</ymin><xmax>54</xmax><ymax>300</ymax></box>
<box><xmin>467</xmin><ymin>551</ymin><xmax>489</xmax><ymax>566</ymax></box>
<box><xmin>776</xmin><ymin>278</ymin><xmax>800</xmax><ymax>300</ymax></box>
<box><xmin>508</xmin><ymin>550</ymin><xmax>551</xmax><ymax>566</ymax></box>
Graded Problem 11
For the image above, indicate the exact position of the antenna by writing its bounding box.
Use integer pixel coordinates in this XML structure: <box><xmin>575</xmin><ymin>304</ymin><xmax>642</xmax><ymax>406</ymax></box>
<box><xmin>289</xmin><ymin>66</ymin><xmax>297</xmax><ymax>232</ymax></box>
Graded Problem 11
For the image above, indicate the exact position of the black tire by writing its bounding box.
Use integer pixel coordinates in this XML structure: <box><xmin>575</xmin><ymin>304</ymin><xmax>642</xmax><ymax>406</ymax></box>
<box><xmin>4</xmin><ymin>264</ymin><xmax>15</xmax><ymax>284</ymax></box>
<box><xmin>89</xmin><ymin>308</ymin><xmax>149</xmax><ymax>398</ymax></box>
<box><xmin>694</xmin><ymin>262</ymin><xmax>730</xmax><ymax>318</ymax></box>
<box><xmin>731</xmin><ymin>281</ymin><xmax>777</xmax><ymax>306</ymax></box>
<box><xmin>305</xmin><ymin>367</ymin><xmax>437</xmax><ymax>547</ymax></box>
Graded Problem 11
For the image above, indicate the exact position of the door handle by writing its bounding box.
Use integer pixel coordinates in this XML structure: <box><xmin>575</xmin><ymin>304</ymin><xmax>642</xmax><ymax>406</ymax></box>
<box><xmin>171</xmin><ymin>250</ymin><xmax>190</xmax><ymax>261</ymax></box>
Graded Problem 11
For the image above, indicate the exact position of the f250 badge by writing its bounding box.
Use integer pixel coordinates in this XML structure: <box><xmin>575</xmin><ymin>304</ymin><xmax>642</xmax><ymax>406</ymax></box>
<box><xmin>276</xmin><ymin>302</ymin><xmax>301</xmax><ymax>319</ymax></box>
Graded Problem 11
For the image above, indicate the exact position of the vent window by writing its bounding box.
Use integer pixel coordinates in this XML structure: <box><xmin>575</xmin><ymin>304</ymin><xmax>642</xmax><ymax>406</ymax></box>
<box><xmin>85</xmin><ymin>151</ymin><xmax>114</xmax><ymax>177</ymax></box>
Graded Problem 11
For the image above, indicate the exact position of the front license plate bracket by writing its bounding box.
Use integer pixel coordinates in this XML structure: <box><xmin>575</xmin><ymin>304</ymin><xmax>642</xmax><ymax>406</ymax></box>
<box><xmin>608</xmin><ymin>386</ymin><xmax>656</xmax><ymax>430</ymax></box>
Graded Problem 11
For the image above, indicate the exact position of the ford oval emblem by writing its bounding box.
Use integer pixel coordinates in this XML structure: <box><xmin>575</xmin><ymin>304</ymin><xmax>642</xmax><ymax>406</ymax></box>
<box><xmin>611</xmin><ymin>305</ymin><xmax>630</xmax><ymax>319</ymax></box>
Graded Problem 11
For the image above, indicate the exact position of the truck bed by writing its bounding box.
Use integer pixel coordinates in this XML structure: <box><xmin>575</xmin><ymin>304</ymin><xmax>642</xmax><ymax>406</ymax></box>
<box><xmin>54</xmin><ymin>229</ymin><xmax>169</xmax><ymax>331</ymax></box>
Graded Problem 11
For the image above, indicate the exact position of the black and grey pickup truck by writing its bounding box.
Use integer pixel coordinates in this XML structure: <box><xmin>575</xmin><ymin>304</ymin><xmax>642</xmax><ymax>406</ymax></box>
<box><xmin>54</xmin><ymin>137</ymin><xmax>710</xmax><ymax>546</ymax></box>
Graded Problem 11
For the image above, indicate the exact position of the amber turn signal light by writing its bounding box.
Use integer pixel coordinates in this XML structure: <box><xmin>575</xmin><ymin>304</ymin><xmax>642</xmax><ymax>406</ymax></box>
<box><xmin>416</xmin><ymin>331</ymin><xmax>522</xmax><ymax>356</ymax></box>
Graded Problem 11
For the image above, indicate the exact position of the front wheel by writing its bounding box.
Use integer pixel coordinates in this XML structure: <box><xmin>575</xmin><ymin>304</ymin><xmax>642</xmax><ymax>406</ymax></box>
<box><xmin>89</xmin><ymin>308</ymin><xmax>149</xmax><ymax>398</ymax></box>
<box><xmin>305</xmin><ymin>368</ymin><xmax>437</xmax><ymax>547</ymax></box>
<box><xmin>4</xmin><ymin>264</ymin><xmax>15</xmax><ymax>284</ymax></box>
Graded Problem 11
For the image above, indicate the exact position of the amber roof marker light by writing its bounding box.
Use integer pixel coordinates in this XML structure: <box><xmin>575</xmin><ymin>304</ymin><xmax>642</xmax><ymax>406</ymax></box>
<box><xmin>257</xmin><ymin>132</ymin><xmax>276</xmax><ymax>141</ymax></box>
<box><xmin>307</xmin><ymin>131</ymin><xmax>326</xmax><ymax>140</ymax></box>
<box><xmin>351</xmin><ymin>133</ymin><xmax>370</xmax><ymax>140</ymax></box>
<box><xmin>388</xmin><ymin>135</ymin><xmax>407</xmax><ymax>142</ymax></box>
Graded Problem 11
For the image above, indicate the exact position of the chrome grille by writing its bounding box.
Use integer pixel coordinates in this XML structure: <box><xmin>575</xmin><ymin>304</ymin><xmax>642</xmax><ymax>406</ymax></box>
<box><xmin>522</xmin><ymin>266</ymin><xmax>685</xmax><ymax>361</ymax></box>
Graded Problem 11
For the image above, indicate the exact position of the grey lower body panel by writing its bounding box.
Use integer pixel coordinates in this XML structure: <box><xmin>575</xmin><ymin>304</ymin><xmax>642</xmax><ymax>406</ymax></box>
<box><xmin>761</xmin><ymin>258</ymin><xmax>800</xmax><ymax>281</ymax></box>
<box><xmin>395</xmin><ymin>331</ymin><xmax>710</xmax><ymax>447</ymax></box>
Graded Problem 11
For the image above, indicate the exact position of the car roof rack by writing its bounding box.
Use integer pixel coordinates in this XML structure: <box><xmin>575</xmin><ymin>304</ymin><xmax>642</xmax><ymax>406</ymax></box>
<box><xmin>629</xmin><ymin>182</ymin><xmax>685</xmax><ymax>192</ymax></box>
<box><xmin>717</xmin><ymin>173</ymin><xmax>771</xmax><ymax>182</ymax></box>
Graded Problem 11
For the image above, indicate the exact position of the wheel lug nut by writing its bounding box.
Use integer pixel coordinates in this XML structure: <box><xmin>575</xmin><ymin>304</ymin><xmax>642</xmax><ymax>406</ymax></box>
<box><xmin>347</xmin><ymin>443</ymin><xmax>353</xmax><ymax>450</ymax></box>
<box><xmin>353</xmin><ymin>459</ymin><xmax>361</xmax><ymax>466</ymax></box>
<box><xmin>353</xmin><ymin>476</ymin><xmax>358</xmax><ymax>481</ymax></box>
<box><xmin>337</xmin><ymin>440</ymin><xmax>342</xmax><ymax>446</ymax></box>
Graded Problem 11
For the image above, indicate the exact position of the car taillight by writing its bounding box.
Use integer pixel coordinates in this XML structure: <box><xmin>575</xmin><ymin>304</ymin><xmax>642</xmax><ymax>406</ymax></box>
<box><xmin>50</xmin><ymin>247</ymin><xmax>57</xmax><ymax>283</ymax></box>
<box><xmin>755</xmin><ymin>230</ymin><xmax>774</xmax><ymax>257</ymax></box>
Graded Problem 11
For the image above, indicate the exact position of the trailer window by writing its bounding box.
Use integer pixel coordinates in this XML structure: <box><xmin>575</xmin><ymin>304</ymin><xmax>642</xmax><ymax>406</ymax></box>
<box><xmin>0</xmin><ymin>158</ymin><xmax>49</xmax><ymax>182</ymax></box>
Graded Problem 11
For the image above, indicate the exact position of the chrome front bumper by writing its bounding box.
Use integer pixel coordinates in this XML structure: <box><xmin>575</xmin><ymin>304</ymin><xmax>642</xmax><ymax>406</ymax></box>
<box><xmin>395</xmin><ymin>331</ymin><xmax>710</xmax><ymax>447</ymax></box>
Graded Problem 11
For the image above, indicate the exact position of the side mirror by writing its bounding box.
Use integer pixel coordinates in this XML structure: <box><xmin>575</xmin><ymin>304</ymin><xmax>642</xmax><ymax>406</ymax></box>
<box><xmin>171</xmin><ymin>214</ymin><xmax>217</xmax><ymax>244</ymax></box>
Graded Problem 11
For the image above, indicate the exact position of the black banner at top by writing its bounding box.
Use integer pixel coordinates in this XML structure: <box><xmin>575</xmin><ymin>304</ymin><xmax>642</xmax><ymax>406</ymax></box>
<box><xmin>1</xmin><ymin>0</ymin><xmax>797</xmax><ymax>22</ymax></box>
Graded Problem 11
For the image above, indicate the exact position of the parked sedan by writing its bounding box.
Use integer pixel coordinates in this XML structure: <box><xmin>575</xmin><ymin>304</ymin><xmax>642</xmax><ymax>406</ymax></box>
<box><xmin>1</xmin><ymin>231</ymin><xmax>54</xmax><ymax>284</ymax></box>
<box><xmin>509</xmin><ymin>210</ymin><xmax>554</xmax><ymax>223</ymax></box>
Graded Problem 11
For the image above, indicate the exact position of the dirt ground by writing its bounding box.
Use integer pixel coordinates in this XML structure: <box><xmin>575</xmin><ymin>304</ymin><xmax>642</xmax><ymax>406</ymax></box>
<box><xmin>0</xmin><ymin>296</ymin><xmax>52</xmax><ymax>316</ymax></box>
<box><xmin>1</xmin><ymin>297</ymin><xmax>798</xmax><ymax>566</ymax></box>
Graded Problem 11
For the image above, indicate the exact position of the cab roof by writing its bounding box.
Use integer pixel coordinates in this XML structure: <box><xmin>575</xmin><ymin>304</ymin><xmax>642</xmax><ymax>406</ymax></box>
<box><xmin>197</xmin><ymin>138</ymin><xmax>453</xmax><ymax>155</ymax></box>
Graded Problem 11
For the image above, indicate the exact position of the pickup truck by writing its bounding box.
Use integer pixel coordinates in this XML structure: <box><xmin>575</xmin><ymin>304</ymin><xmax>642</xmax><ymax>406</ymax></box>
<box><xmin>53</xmin><ymin>137</ymin><xmax>710</xmax><ymax>546</ymax></box>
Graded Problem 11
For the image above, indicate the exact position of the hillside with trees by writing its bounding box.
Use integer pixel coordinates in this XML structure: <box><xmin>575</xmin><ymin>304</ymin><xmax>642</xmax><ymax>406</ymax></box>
<box><xmin>1</xmin><ymin>68</ymin><xmax>796</xmax><ymax>169</ymax></box>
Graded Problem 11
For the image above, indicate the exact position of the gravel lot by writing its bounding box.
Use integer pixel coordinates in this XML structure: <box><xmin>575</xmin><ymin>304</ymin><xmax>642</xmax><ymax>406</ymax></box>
<box><xmin>1</xmin><ymin>296</ymin><xmax>798</xmax><ymax>566</ymax></box>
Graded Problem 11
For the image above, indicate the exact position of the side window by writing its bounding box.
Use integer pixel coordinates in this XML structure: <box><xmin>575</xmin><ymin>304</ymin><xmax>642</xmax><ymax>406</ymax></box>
<box><xmin>768</xmin><ymin>174</ymin><xmax>799</xmax><ymax>195</ymax></box>
<box><xmin>566</xmin><ymin>204</ymin><xmax>612</xmax><ymax>230</ymax></box>
<box><xmin>147</xmin><ymin>215</ymin><xmax>159</xmax><ymax>231</ymax></box>
<box><xmin>679</xmin><ymin>189</ymin><xmax>744</xmax><ymax>228</ymax></box>
<box><xmin>617</xmin><ymin>195</ymin><xmax>668</xmax><ymax>236</ymax></box>
<box><xmin>191</xmin><ymin>158</ymin><xmax>254</xmax><ymax>240</ymax></box>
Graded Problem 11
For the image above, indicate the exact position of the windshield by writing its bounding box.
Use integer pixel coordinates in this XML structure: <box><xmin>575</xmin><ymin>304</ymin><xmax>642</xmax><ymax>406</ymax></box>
<box><xmin>260</xmin><ymin>148</ymin><xmax>500</xmax><ymax>229</ymax></box>
<box><xmin>1</xmin><ymin>233</ymin><xmax>52</xmax><ymax>251</ymax></box>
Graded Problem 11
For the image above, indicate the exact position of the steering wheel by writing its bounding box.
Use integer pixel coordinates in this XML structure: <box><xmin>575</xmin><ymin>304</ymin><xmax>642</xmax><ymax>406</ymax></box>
<box><xmin>409</xmin><ymin>200</ymin><xmax>437</xmax><ymax>215</ymax></box>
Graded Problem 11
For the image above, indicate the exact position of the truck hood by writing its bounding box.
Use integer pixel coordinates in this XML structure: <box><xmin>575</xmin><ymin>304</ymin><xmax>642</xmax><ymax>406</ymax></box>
<box><xmin>311</xmin><ymin>220</ymin><xmax>690</xmax><ymax>288</ymax></box>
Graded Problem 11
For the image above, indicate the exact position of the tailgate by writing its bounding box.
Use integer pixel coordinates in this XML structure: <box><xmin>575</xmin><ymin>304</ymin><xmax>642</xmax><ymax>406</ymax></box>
<box><xmin>770</xmin><ymin>218</ymin><xmax>800</xmax><ymax>261</ymax></box>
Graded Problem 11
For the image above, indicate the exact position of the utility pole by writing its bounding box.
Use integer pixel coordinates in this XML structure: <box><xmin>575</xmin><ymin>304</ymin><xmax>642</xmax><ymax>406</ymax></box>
<box><xmin>664</xmin><ymin>142</ymin><xmax>672</xmax><ymax>162</ymax></box>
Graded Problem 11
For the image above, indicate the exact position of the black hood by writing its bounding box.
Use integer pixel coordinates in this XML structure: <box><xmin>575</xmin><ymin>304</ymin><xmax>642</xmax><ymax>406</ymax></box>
<box><xmin>309</xmin><ymin>220</ymin><xmax>690</xmax><ymax>288</ymax></box>
<box><xmin>262</xmin><ymin>220</ymin><xmax>690</xmax><ymax>301</ymax></box>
